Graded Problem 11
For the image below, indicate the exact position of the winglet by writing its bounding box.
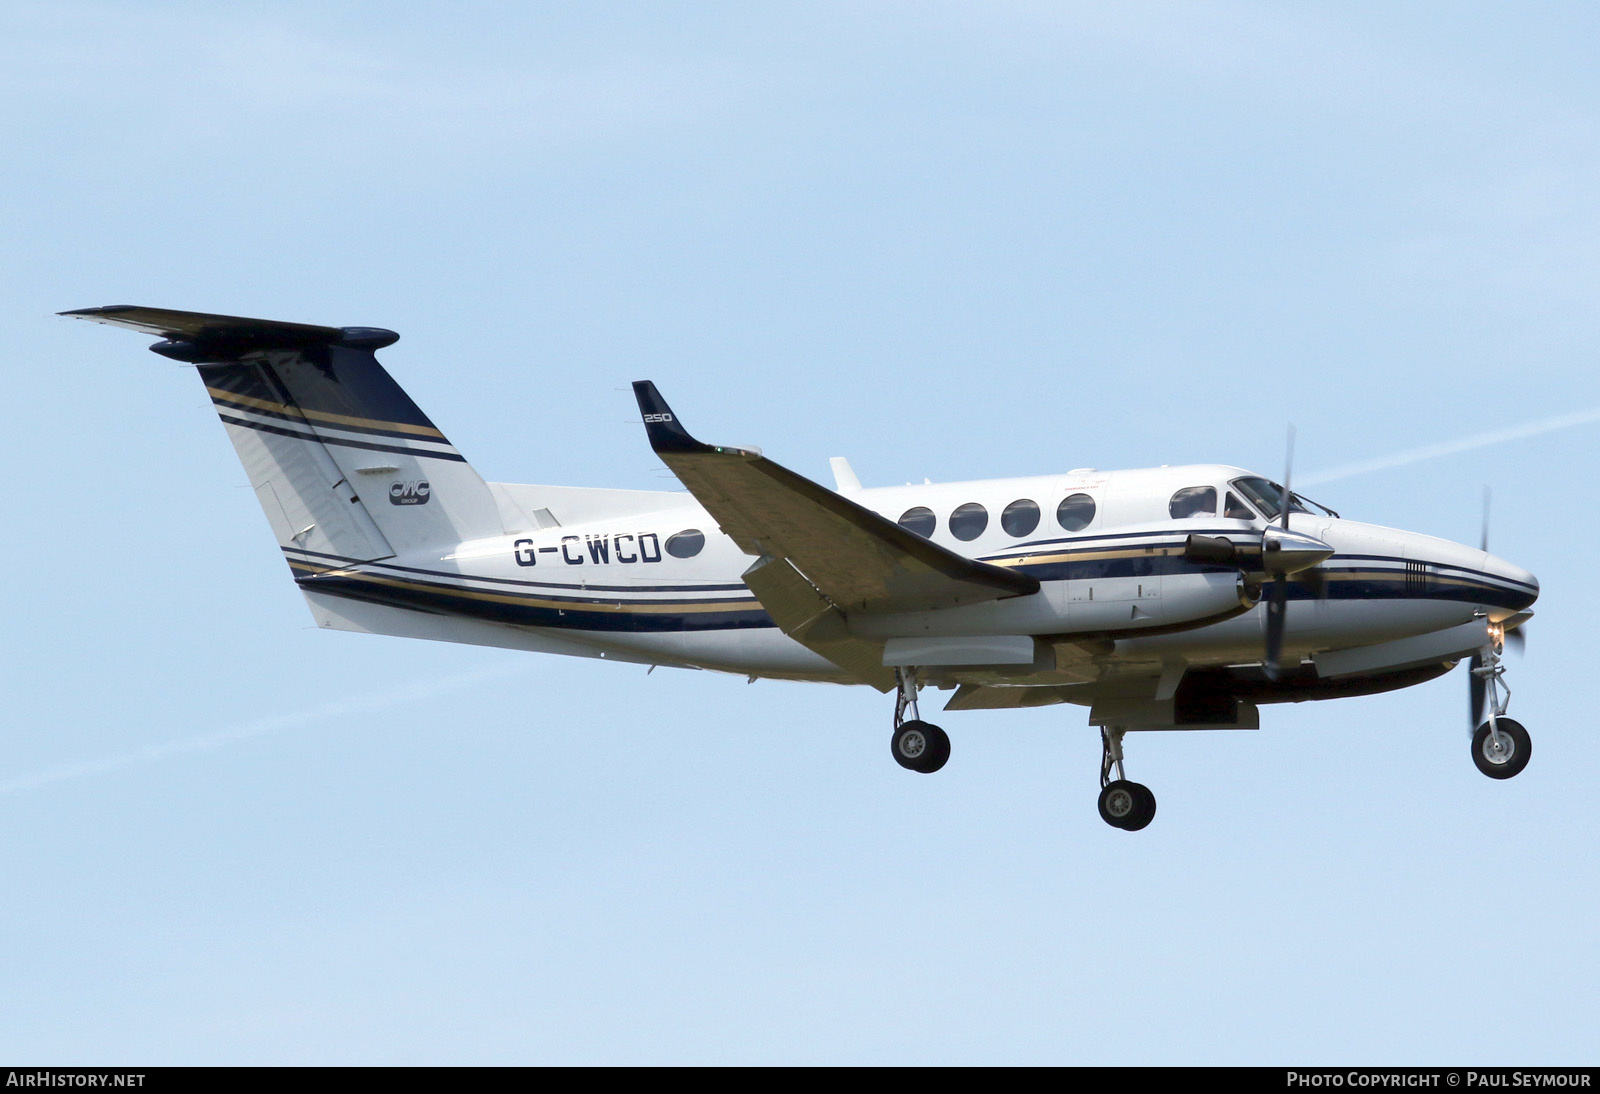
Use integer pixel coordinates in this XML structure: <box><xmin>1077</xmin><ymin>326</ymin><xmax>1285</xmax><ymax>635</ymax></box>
<box><xmin>631</xmin><ymin>380</ymin><xmax>716</xmax><ymax>455</ymax></box>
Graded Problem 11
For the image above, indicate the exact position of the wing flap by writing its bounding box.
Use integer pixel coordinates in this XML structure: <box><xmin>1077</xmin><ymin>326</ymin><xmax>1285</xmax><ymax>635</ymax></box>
<box><xmin>741</xmin><ymin>556</ymin><xmax>897</xmax><ymax>691</ymax></box>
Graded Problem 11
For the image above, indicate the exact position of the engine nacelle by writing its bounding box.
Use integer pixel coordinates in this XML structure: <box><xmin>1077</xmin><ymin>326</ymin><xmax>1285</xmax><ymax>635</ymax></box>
<box><xmin>850</xmin><ymin>570</ymin><xmax>1254</xmax><ymax>639</ymax></box>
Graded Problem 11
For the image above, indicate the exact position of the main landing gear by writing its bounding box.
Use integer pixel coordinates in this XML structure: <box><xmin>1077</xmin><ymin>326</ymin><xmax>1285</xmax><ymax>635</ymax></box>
<box><xmin>1470</xmin><ymin>631</ymin><xmax>1532</xmax><ymax>780</ymax></box>
<box><xmin>1098</xmin><ymin>727</ymin><xmax>1156</xmax><ymax>831</ymax></box>
<box><xmin>891</xmin><ymin>668</ymin><xmax>950</xmax><ymax>774</ymax></box>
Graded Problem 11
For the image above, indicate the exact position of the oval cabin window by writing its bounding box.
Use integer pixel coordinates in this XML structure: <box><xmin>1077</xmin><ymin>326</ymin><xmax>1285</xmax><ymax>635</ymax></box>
<box><xmin>898</xmin><ymin>507</ymin><xmax>937</xmax><ymax>538</ymax></box>
<box><xmin>1056</xmin><ymin>493</ymin><xmax>1096</xmax><ymax>532</ymax></box>
<box><xmin>665</xmin><ymin>529</ymin><xmax>706</xmax><ymax>558</ymax></box>
<box><xmin>1001</xmin><ymin>499</ymin><xmax>1041</xmax><ymax>537</ymax></box>
<box><xmin>949</xmin><ymin>503</ymin><xmax>989</xmax><ymax>541</ymax></box>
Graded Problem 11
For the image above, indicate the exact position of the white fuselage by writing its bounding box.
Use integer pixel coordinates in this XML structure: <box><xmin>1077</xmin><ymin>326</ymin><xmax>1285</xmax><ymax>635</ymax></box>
<box><xmin>300</xmin><ymin>464</ymin><xmax>1538</xmax><ymax>695</ymax></box>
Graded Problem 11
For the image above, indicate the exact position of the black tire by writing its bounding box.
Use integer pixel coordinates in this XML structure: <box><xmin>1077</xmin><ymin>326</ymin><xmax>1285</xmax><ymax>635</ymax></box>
<box><xmin>892</xmin><ymin>720</ymin><xmax>951</xmax><ymax>774</ymax></box>
<box><xmin>1098</xmin><ymin>780</ymin><xmax>1139</xmax><ymax>828</ymax></box>
<box><xmin>921</xmin><ymin>723</ymin><xmax>951</xmax><ymax>773</ymax></box>
<box><xmin>1122</xmin><ymin>783</ymin><xmax>1158</xmax><ymax>831</ymax></box>
<box><xmin>1472</xmin><ymin>718</ymin><xmax>1531</xmax><ymax>779</ymax></box>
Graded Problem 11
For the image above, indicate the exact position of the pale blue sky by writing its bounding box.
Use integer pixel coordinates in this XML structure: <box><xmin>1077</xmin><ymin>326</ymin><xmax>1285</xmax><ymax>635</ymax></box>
<box><xmin>4</xmin><ymin>1</ymin><xmax>1597</xmax><ymax>1063</ymax></box>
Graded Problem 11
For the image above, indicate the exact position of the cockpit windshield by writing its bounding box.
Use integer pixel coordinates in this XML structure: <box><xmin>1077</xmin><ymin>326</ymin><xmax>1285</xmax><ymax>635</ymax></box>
<box><xmin>1231</xmin><ymin>477</ymin><xmax>1339</xmax><ymax>521</ymax></box>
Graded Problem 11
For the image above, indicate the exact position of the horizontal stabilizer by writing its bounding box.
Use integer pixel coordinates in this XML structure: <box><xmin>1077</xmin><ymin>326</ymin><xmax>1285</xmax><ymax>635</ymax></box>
<box><xmin>66</xmin><ymin>304</ymin><xmax>510</xmax><ymax>557</ymax></box>
<box><xmin>60</xmin><ymin>305</ymin><xmax>397</xmax><ymax>358</ymax></box>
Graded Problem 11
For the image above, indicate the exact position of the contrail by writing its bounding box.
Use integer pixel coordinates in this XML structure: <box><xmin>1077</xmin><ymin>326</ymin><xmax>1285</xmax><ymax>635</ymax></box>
<box><xmin>0</xmin><ymin>661</ymin><xmax>533</xmax><ymax>797</ymax></box>
<box><xmin>1299</xmin><ymin>404</ymin><xmax>1600</xmax><ymax>487</ymax></box>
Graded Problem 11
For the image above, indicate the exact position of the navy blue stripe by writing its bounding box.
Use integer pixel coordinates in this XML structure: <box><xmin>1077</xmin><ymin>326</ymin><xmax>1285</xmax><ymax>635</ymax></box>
<box><xmin>200</xmin><ymin>349</ymin><xmax>442</xmax><ymax>433</ymax></box>
<box><xmin>299</xmin><ymin>571</ymin><xmax>775</xmax><ymax>633</ymax></box>
<box><xmin>1281</xmin><ymin>577</ymin><xmax>1531</xmax><ymax>611</ymax></box>
<box><xmin>286</xmin><ymin>544</ymin><xmax>1529</xmax><ymax>610</ymax></box>
<box><xmin>1326</xmin><ymin>554</ymin><xmax>1538</xmax><ymax>592</ymax></box>
<box><xmin>292</xmin><ymin>562</ymin><xmax>761</xmax><ymax>610</ymax></box>
<box><xmin>281</xmin><ymin>545</ymin><xmax>752</xmax><ymax>595</ymax></box>
<box><xmin>1005</xmin><ymin>555</ymin><xmax>1530</xmax><ymax>610</ymax></box>
<box><xmin>992</xmin><ymin>540</ymin><xmax>1536</xmax><ymax>595</ymax></box>
<box><xmin>219</xmin><ymin>413</ymin><xmax>469</xmax><ymax>463</ymax></box>
<box><xmin>287</xmin><ymin>345</ymin><xmax>443</xmax><ymax>432</ymax></box>
<box><xmin>210</xmin><ymin>394</ymin><xmax>449</xmax><ymax>444</ymax></box>
<box><xmin>991</xmin><ymin>527</ymin><xmax>1244</xmax><ymax>554</ymax></box>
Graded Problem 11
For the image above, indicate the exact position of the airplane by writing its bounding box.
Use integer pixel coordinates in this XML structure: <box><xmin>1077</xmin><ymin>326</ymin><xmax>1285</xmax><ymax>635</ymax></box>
<box><xmin>63</xmin><ymin>305</ymin><xmax>1541</xmax><ymax>830</ymax></box>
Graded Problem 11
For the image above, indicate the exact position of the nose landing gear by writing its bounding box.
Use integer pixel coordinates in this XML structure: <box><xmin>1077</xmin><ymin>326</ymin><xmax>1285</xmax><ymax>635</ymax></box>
<box><xmin>1098</xmin><ymin>727</ymin><xmax>1156</xmax><ymax>831</ymax></box>
<box><xmin>891</xmin><ymin>667</ymin><xmax>950</xmax><ymax>774</ymax></box>
<box><xmin>1470</xmin><ymin>629</ymin><xmax>1531</xmax><ymax>780</ymax></box>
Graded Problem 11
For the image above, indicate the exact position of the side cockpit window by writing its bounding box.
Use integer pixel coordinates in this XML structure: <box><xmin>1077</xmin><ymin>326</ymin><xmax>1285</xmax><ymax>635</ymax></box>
<box><xmin>1224</xmin><ymin>491</ymin><xmax>1256</xmax><ymax>520</ymax></box>
<box><xmin>1169</xmin><ymin>486</ymin><xmax>1217</xmax><ymax>519</ymax></box>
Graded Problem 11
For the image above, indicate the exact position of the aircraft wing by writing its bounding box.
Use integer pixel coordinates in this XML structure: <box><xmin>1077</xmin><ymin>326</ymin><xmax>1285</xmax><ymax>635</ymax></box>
<box><xmin>631</xmin><ymin>382</ymin><xmax>1040</xmax><ymax>617</ymax></box>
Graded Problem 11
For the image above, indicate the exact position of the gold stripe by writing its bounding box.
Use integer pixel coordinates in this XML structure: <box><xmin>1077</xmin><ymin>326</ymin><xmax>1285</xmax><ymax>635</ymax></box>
<box><xmin>295</xmin><ymin>565</ymin><xmax>761</xmax><ymax>615</ymax></box>
<box><xmin>999</xmin><ymin>544</ymin><xmax>1188</xmax><ymax>568</ymax></box>
<box><xmin>995</xmin><ymin>553</ymin><xmax>1503</xmax><ymax>593</ymax></box>
<box><xmin>286</xmin><ymin>563</ymin><xmax>1508</xmax><ymax>627</ymax></box>
<box><xmin>208</xmin><ymin>387</ymin><xmax>448</xmax><ymax>440</ymax></box>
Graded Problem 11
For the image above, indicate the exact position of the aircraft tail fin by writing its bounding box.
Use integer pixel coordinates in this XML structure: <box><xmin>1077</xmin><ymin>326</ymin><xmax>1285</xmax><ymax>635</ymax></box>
<box><xmin>64</xmin><ymin>306</ymin><xmax>510</xmax><ymax>566</ymax></box>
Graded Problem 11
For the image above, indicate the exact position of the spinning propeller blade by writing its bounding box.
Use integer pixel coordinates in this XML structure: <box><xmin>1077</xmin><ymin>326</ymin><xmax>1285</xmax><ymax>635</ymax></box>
<box><xmin>1280</xmin><ymin>425</ymin><xmax>1296</xmax><ymax>533</ymax></box>
<box><xmin>1480</xmin><ymin>486</ymin><xmax>1492</xmax><ymax>553</ymax></box>
<box><xmin>1263</xmin><ymin>426</ymin><xmax>1296</xmax><ymax>680</ymax></box>
<box><xmin>1264</xmin><ymin>582</ymin><xmax>1289</xmax><ymax>680</ymax></box>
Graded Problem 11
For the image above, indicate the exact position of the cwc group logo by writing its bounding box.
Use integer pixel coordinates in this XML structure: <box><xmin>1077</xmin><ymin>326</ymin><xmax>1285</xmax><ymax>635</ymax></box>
<box><xmin>389</xmin><ymin>480</ymin><xmax>431</xmax><ymax>506</ymax></box>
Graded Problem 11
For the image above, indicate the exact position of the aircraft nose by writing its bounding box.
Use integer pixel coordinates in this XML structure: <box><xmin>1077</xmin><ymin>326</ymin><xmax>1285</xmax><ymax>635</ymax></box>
<box><xmin>1485</xmin><ymin>552</ymin><xmax>1539</xmax><ymax>613</ymax></box>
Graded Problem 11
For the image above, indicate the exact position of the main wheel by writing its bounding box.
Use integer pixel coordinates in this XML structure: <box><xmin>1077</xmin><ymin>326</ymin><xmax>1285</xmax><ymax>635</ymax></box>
<box><xmin>1472</xmin><ymin>718</ymin><xmax>1531</xmax><ymax>779</ymax></box>
<box><xmin>1098</xmin><ymin>780</ymin><xmax>1139</xmax><ymax>828</ymax></box>
<box><xmin>892</xmin><ymin>720</ymin><xmax>951</xmax><ymax>774</ymax></box>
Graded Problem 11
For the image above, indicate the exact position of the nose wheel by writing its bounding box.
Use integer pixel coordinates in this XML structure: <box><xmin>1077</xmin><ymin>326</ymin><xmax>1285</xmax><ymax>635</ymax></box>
<box><xmin>891</xmin><ymin>667</ymin><xmax>950</xmax><ymax>774</ymax></box>
<box><xmin>1098</xmin><ymin>727</ymin><xmax>1157</xmax><ymax>830</ymax></box>
<box><xmin>1472</xmin><ymin>717</ymin><xmax>1530</xmax><ymax>779</ymax></box>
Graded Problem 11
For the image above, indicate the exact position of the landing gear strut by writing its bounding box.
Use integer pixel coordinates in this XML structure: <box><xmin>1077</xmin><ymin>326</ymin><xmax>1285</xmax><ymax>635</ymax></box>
<box><xmin>891</xmin><ymin>667</ymin><xmax>950</xmax><ymax>774</ymax></box>
<box><xmin>1471</xmin><ymin>629</ymin><xmax>1531</xmax><ymax>780</ymax></box>
<box><xmin>1098</xmin><ymin>727</ymin><xmax>1156</xmax><ymax>831</ymax></box>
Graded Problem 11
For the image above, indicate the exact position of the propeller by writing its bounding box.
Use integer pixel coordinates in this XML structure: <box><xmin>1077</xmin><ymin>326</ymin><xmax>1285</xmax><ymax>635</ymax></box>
<box><xmin>1473</xmin><ymin>488</ymin><xmax>1527</xmax><ymax>653</ymax></box>
<box><xmin>1259</xmin><ymin>427</ymin><xmax>1339</xmax><ymax>679</ymax></box>
<box><xmin>1480</xmin><ymin>485</ymin><xmax>1491</xmax><ymax>553</ymax></box>
<box><xmin>1262</xmin><ymin>428</ymin><xmax>1295</xmax><ymax>679</ymax></box>
<box><xmin>1188</xmin><ymin>426</ymin><xmax>1332</xmax><ymax>680</ymax></box>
